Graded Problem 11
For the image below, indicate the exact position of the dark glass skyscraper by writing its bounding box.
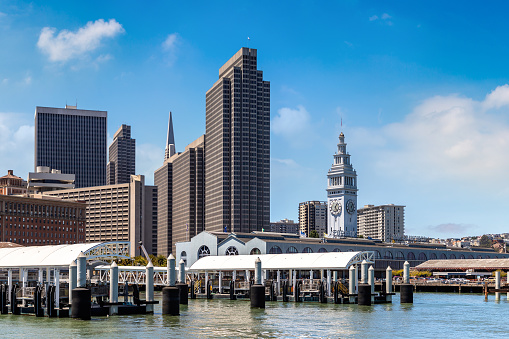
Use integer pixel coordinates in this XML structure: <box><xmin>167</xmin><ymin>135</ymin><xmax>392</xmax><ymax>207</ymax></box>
<box><xmin>35</xmin><ymin>106</ymin><xmax>107</xmax><ymax>188</ymax></box>
<box><xmin>107</xmin><ymin>124</ymin><xmax>136</xmax><ymax>185</ymax></box>
<box><xmin>205</xmin><ymin>47</ymin><xmax>270</xmax><ymax>233</ymax></box>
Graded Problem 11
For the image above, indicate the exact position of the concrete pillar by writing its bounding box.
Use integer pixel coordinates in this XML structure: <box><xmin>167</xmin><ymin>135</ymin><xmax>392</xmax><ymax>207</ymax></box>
<box><xmin>333</xmin><ymin>270</ymin><xmax>338</xmax><ymax>282</ymax></box>
<box><xmin>233</xmin><ymin>270</ymin><xmax>237</xmax><ymax>286</ymax></box>
<box><xmin>368</xmin><ymin>266</ymin><xmax>375</xmax><ymax>303</ymax></box>
<box><xmin>309</xmin><ymin>269</ymin><xmax>313</xmax><ymax>280</ymax></box>
<box><xmin>146</xmin><ymin>262</ymin><xmax>154</xmax><ymax>313</ymax></box>
<box><xmin>7</xmin><ymin>269</ymin><xmax>12</xmax><ymax>302</ymax></box>
<box><xmin>292</xmin><ymin>270</ymin><xmax>296</xmax><ymax>294</ymax></box>
<box><xmin>349</xmin><ymin>266</ymin><xmax>355</xmax><ymax>303</ymax></box>
<box><xmin>218</xmin><ymin>272</ymin><xmax>223</xmax><ymax>293</ymax></box>
<box><xmin>354</xmin><ymin>265</ymin><xmax>358</xmax><ymax>293</ymax></box>
<box><xmin>205</xmin><ymin>271</ymin><xmax>209</xmax><ymax>292</ymax></box>
<box><xmin>386</xmin><ymin>266</ymin><xmax>393</xmax><ymax>302</ymax></box>
<box><xmin>46</xmin><ymin>267</ymin><xmax>50</xmax><ymax>295</ymax></box>
<box><xmin>495</xmin><ymin>270</ymin><xmax>501</xmax><ymax>301</ymax></box>
<box><xmin>361</xmin><ymin>260</ymin><xmax>368</xmax><ymax>284</ymax></box>
<box><xmin>327</xmin><ymin>269</ymin><xmax>331</xmax><ymax>296</ymax></box>
<box><xmin>109</xmin><ymin>262</ymin><xmax>118</xmax><ymax>315</ymax></box>
<box><xmin>245</xmin><ymin>270</ymin><xmax>249</xmax><ymax>282</ymax></box>
<box><xmin>38</xmin><ymin>268</ymin><xmax>44</xmax><ymax>285</ymax></box>
<box><xmin>69</xmin><ymin>260</ymin><xmax>77</xmax><ymax>309</ymax></box>
<box><xmin>179</xmin><ymin>259</ymin><xmax>186</xmax><ymax>284</ymax></box>
<box><xmin>321</xmin><ymin>269</ymin><xmax>324</xmax><ymax>280</ymax></box>
<box><xmin>262</xmin><ymin>270</ymin><xmax>266</xmax><ymax>285</ymax></box>
<box><xmin>77</xmin><ymin>252</ymin><xmax>87</xmax><ymax>288</ymax></box>
<box><xmin>167</xmin><ymin>254</ymin><xmax>175</xmax><ymax>286</ymax></box>
<box><xmin>277</xmin><ymin>270</ymin><xmax>281</xmax><ymax>296</ymax></box>
<box><xmin>403</xmin><ymin>261</ymin><xmax>410</xmax><ymax>284</ymax></box>
<box><xmin>54</xmin><ymin>268</ymin><xmax>60</xmax><ymax>311</ymax></box>
<box><xmin>254</xmin><ymin>258</ymin><xmax>262</xmax><ymax>285</ymax></box>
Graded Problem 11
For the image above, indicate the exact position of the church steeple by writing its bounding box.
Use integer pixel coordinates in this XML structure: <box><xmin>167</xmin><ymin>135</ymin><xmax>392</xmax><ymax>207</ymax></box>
<box><xmin>165</xmin><ymin>111</ymin><xmax>176</xmax><ymax>160</ymax></box>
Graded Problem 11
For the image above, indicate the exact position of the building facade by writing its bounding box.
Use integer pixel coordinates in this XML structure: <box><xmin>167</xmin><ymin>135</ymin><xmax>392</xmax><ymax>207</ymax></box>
<box><xmin>35</xmin><ymin>105</ymin><xmax>107</xmax><ymax>188</ymax></box>
<box><xmin>0</xmin><ymin>194</ymin><xmax>86</xmax><ymax>246</ymax></box>
<box><xmin>106</xmin><ymin>124</ymin><xmax>136</xmax><ymax>185</ymax></box>
<box><xmin>299</xmin><ymin>201</ymin><xmax>327</xmax><ymax>237</ymax></box>
<box><xmin>327</xmin><ymin>132</ymin><xmax>358</xmax><ymax>238</ymax></box>
<box><xmin>269</xmin><ymin>219</ymin><xmax>299</xmax><ymax>235</ymax></box>
<box><xmin>205</xmin><ymin>47</ymin><xmax>270</xmax><ymax>234</ymax></box>
<box><xmin>46</xmin><ymin>175</ymin><xmax>157</xmax><ymax>256</ymax></box>
<box><xmin>0</xmin><ymin>170</ymin><xmax>27</xmax><ymax>196</ymax></box>
<box><xmin>357</xmin><ymin>204</ymin><xmax>405</xmax><ymax>242</ymax></box>
<box><xmin>27</xmin><ymin>166</ymin><xmax>75</xmax><ymax>194</ymax></box>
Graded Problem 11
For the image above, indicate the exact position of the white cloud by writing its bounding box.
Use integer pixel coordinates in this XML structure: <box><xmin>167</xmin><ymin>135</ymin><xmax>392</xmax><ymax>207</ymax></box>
<box><xmin>0</xmin><ymin>113</ymin><xmax>34</xmax><ymax>178</ymax></box>
<box><xmin>1</xmin><ymin>79</ymin><xmax>7</xmax><ymax>85</ymax></box>
<box><xmin>37</xmin><ymin>19</ymin><xmax>124</xmax><ymax>62</ymax></box>
<box><xmin>272</xmin><ymin>105</ymin><xmax>311</xmax><ymax>138</ymax></box>
<box><xmin>381</xmin><ymin>13</ymin><xmax>392</xmax><ymax>20</ymax></box>
<box><xmin>24</xmin><ymin>75</ymin><xmax>31</xmax><ymax>85</ymax></box>
<box><xmin>162</xmin><ymin>33</ymin><xmax>178</xmax><ymax>51</ymax></box>
<box><xmin>483</xmin><ymin>84</ymin><xmax>509</xmax><ymax>109</ymax></box>
<box><xmin>351</xmin><ymin>85</ymin><xmax>509</xmax><ymax>186</ymax></box>
<box><xmin>369</xmin><ymin>13</ymin><xmax>393</xmax><ymax>25</ymax></box>
<box><xmin>369</xmin><ymin>15</ymin><xmax>378</xmax><ymax>21</ymax></box>
<box><xmin>161</xmin><ymin>33</ymin><xmax>180</xmax><ymax>66</ymax></box>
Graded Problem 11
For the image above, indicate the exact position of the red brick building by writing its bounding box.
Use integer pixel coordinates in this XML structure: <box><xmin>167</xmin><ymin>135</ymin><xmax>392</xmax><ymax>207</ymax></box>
<box><xmin>0</xmin><ymin>170</ymin><xmax>27</xmax><ymax>196</ymax></box>
<box><xmin>0</xmin><ymin>194</ymin><xmax>86</xmax><ymax>246</ymax></box>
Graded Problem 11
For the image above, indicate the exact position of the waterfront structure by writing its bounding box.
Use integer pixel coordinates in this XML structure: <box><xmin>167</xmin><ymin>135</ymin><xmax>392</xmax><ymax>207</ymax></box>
<box><xmin>176</xmin><ymin>231</ymin><xmax>508</xmax><ymax>272</ymax></box>
<box><xmin>27</xmin><ymin>166</ymin><xmax>75</xmax><ymax>194</ymax></box>
<box><xmin>298</xmin><ymin>201</ymin><xmax>327</xmax><ymax>237</ymax></box>
<box><xmin>0</xmin><ymin>193</ymin><xmax>86</xmax><ymax>245</ymax></box>
<box><xmin>357</xmin><ymin>204</ymin><xmax>405</xmax><ymax>242</ymax></box>
<box><xmin>0</xmin><ymin>170</ymin><xmax>27</xmax><ymax>196</ymax></box>
<box><xmin>34</xmin><ymin>105</ymin><xmax>107</xmax><ymax>188</ymax></box>
<box><xmin>205</xmin><ymin>47</ymin><xmax>270</xmax><ymax>234</ymax></box>
<box><xmin>269</xmin><ymin>219</ymin><xmax>299</xmax><ymax>235</ymax></box>
<box><xmin>327</xmin><ymin>132</ymin><xmax>358</xmax><ymax>238</ymax></box>
<box><xmin>106</xmin><ymin>124</ymin><xmax>136</xmax><ymax>185</ymax></box>
<box><xmin>46</xmin><ymin>175</ymin><xmax>157</xmax><ymax>256</ymax></box>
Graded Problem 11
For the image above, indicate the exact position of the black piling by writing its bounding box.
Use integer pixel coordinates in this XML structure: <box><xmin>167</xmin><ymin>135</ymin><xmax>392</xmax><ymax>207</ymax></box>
<box><xmin>206</xmin><ymin>280</ymin><xmax>212</xmax><ymax>299</ymax></box>
<box><xmin>282</xmin><ymin>281</ymin><xmax>288</xmax><ymax>302</ymax></box>
<box><xmin>319</xmin><ymin>281</ymin><xmax>327</xmax><ymax>304</ymax></box>
<box><xmin>162</xmin><ymin>286</ymin><xmax>180</xmax><ymax>315</ymax></box>
<box><xmin>190</xmin><ymin>281</ymin><xmax>196</xmax><ymax>299</ymax></box>
<box><xmin>229</xmin><ymin>280</ymin><xmax>236</xmax><ymax>300</ymax></box>
<box><xmin>333</xmin><ymin>282</ymin><xmax>340</xmax><ymax>304</ymax></box>
<box><xmin>250</xmin><ymin>284</ymin><xmax>265</xmax><ymax>308</ymax></box>
<box><xmin>357</xmin><ymin>283</ymin><xmax>372</xmax><ymax>306</ymax></box>
<box><xmin>0</xmin><ymin>284</ymin><xmax>7</xmax><ymax>314</ymax></box>
<box><xmin>269</xmin><ymin>281</ymin><xmax>274</xmax><ymax>301</ymax></box>
<box><xmin>70</xmin><ymin>287</ymin><xmax>91</xmax><ymax>320</ymax></box>
<box><xmin>34</xmin><ymin>285</ymin><xmax>44</xmax><ymax>317</ymax></box>
<box><xmin>11</xmin><ymin>285</ymin><xmax>19</xmax><ymax>315</ymax></box>
<box><xmin>295</xmin><ymin>281</ymin><xmax>301</xmax><ymax>302</ymax></box>
<box><xmin>177</xmin><ymin>283</ymin><xmax>189</xmax><ymax>305</ymax></box>
<box><xmin>400</xmin><ymin>284</ymin><xmax>413</xmax><ymax>303</ymax></box>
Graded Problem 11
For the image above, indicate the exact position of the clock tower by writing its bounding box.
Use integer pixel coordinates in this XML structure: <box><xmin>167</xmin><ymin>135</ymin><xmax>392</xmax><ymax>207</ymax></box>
<box><xmin>327</xmin><ymin>132</ymin><xmax>358</xmax><ymax>238</ymax></box>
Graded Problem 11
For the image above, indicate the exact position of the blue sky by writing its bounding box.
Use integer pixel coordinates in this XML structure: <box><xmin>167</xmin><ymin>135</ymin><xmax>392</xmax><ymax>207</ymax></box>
<box><xmin>1</xmin><ymin>1</ymin><xmax>509</xmax><ymax>239</ymax></box>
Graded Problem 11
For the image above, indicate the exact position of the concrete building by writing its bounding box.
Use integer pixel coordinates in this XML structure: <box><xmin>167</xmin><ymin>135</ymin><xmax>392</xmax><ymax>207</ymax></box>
<box><xmin>327</xmin><ymin>132</ymin><xmax>358</xmax><ymax>238</ymax></box>
<box><xmin>205</xmin><ymin>47</ymin><xmax>270</xmax><ymax>234</ymax></box>
<box><xmin>35</xmin><ymin>105</ymin><xmax>107</xmax><ymax>188</ymax></box>
<box><xmin>27</xmin><ymin>166</ymin><xmax>75</xmax><ymax>194</ymax></box>
<box><xmin>269</xmin><ymin>219</ymin><xmax>299</xmax><ymax>235</ymax></box>
<box><xmin>0</xmin><ymin>170</ymin><xmax>27</xmax><ymax>196</ymax></box>
<box><xmin>0</xmin><ymin>194</ymin><xmax>86</xmax><ymax>246</ymax></box>
<box><xmin>299</xmin><ymin>201</ymin><xmax>327</xmax><ymax>237</ymax></box>
<box><xmin>46</xmin><ymin>175</ymin><xmax>157</xmax><ymax>256</ymax></box>
<box><xmin>357</xmin><ymin>204</ymin><xmax>405</xmax><ymax>242</ymax></box>
<box><xmin>107</xmin><ymin>124</ymin><xmax>136</xmax><ymax>185</ymax></box>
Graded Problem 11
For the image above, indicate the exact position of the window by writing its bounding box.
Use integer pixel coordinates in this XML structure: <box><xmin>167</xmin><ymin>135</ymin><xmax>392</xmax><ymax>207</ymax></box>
<box><xmin>430</xmin><ymin>253</ymin><xmax>438</xmax><ymax>260</ymax></box>
<box><xmin>449</xmin><ymin>254</ymin><xmax>456</xmax><ymax>259</ymax></box>
<box><xmin>302</xmin><ymin>247</ymin><xmax>313</xmax><ymax>253</ymax></box>
<box><xmin>198</xmin><ymin>245</ymin><xmax>210</xmax><ymax>259</ymax></box>
<box><xmin>225</xmin><ymin>246</ymin><xmax>239</xmax><ymax>256</ymax></box>
<box><xmin>286</xmin><ymin>246</ymin><xmax>298</xmax><ymax>253</ymax></box>
<box><xmin>318</xmin><ymin>248</ymin><xmax>327</xmax><ymax>253</ymax></box>
<box><xmin>418</xmin><ymin>253</ymin><xmax>427</xmax><ymax>261</ymax></box>
<box><xmin>250</xmin><ymin>248</ymin><xmax>261</xmax><ymax>255</ymax></box>
<box><xmin>395</xmin><ymin>252</ymin><xmax>405</xmax><ymax>260</ymax></box>
<box><xmin>333</xmin><ymin>248</ymin><xmax>341</xmax><ymax>253</ymax></box>
<box><xmin>384</xmin><ymin>251</ymin><xmax>393</xmax><ymax>259</ymax></box>
<box><xmin>268</xmin><ymin>246</ymin><xmax>282</xmax><ymax>254</ymax></box>
<box><xmin>407</xmin><ymin>252</ymin><xmax>416</xmax><ymax>260</ymax></box>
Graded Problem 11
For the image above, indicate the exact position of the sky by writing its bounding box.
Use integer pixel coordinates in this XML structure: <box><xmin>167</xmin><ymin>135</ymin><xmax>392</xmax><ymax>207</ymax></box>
<box><xmin>1</xmin><ymin>1</ymin><xmax>509</xmax><ymax>239</ymax></box>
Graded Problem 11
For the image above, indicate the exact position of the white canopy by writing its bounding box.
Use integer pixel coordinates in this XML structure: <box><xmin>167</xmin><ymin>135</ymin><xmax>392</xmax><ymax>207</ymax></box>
<box><xmin>0</xmin><ymin>242</ymin><xmax>130</xmax><ymax>269</ymax></box>
<box><xmin>189</xmin><ymin>251</ymin><xmax>374</xmax><ymax>272</ymax></box>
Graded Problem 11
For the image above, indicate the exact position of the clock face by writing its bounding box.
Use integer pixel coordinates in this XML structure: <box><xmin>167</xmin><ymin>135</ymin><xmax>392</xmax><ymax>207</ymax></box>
<box><xmin>346</xmin><ymin>200</ymin><xmax>356</xmax><ymax>214</ymax></box>
<box><xmin>329</xmin><ymin>200</ymin><xmax>342</xmax><ymax>216</ymax></box>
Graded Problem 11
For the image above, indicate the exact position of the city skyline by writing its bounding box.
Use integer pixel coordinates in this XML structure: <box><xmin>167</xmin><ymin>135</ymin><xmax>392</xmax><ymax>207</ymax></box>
<box><xmin>2</xmin><ymin>2</ymin><xmax>509</xmax><ymax>238</ymax></box>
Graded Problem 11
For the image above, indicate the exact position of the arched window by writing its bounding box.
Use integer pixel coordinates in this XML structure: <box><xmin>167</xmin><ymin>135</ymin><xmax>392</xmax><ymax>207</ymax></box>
<box><xmin>440</xmin><ymin>253</ymin><xmax>447</xmax><ymax>259</ymax></box>
<box><xmin>374</xmin><ymin>250</ymin><xmax>382</xmax><ymax>259</ymax></box>
<box><xmin>225</xmin><ymin>246</ymin><xmax>238</xmax><ymax>255</ymax></box>
<box><xmin>449</xmin><ymin>254</ymin><xmax>456</xmax><ymax>259</ymax></box>
<box><xmin>477</xmin><ymin>255</ymin><xmax>482</xmax><ymax>259</ymax></box>
<box><xmin>395</xmin><ymin>252</ymin><xmax>405</xmax><ymax>260</ymax></box>
<box><xmin>333</xmin><ymin>248</ymin><xmax>341</xmax><ymax>252</ymax></box>
<box><xmin>418</xmin><ymin>253</ymin><xmax>427</xmax><ymax>261</ymax></box>
<box><xmin>468</xmin><ymin>255</ymin><xmax>474</xmax><ymax>259</ymax></box>
<box><xmin>384</xmin><ymin>251</ymin><xmax>393</xmax><ymax>259</ymax></box>
<box><xmin>269</xmin><ymin>246</ymin><xmax>282</xmax><ymax>254</ymax></box>
<box><xmin>318</xmin><ymin>248</ymin><xmax>328</xmax><ymax>253</ymax></box>
<box><xmin>250</xmin><ymin>248</ymin><xmax>261</xmax><ymax>255</ymax></box>
<box><xmin>198</xmin><ymin>245</ymin><xmax>210</xmax><ymax>259</ymax></box>
<box><xmin>180</xmin><ymin>251</ymin><xmax>187</xmax><ymax>265</ymax></box>
<box><xmin>459</xmin><ymin>254</ymin><xmax>465</xmax><ymax>259</ymax></box>
<box><xmin>286</xmin><ymin>246</ymin><xmax>298</xmax><ymax>253</ymax></box>
<box><xmin>302</xmin><ymin>247</ymin><xmax>313</xmax><ymax>253</ymax></box>
<box><xmin>485</xmin><ymin>255</ymin><xmax>490</xmax><ymax>259</ymax></box>
<box><xmin>407</xmin><ymin>252</ymin><xmax>416</xmax><ymax>260</ymax></box>
<box><xmin>430</xmin><ymin>253</ymin><xmax>437</xmax><ymax>260</ymax></box>
<box><xmin>348</xmin><ymin>249</ymin><xmax>355</xmax><ymax>252</ymax></box>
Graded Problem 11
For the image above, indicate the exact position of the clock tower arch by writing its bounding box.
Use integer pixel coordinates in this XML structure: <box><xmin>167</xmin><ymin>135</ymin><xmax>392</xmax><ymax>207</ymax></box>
<box><xmin>327</xmin><ymin>132</ymin><xmax>358</xmax><ymax>238</ymax></box>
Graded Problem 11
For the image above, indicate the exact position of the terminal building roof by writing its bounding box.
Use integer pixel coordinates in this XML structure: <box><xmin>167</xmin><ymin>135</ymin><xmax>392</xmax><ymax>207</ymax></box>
<box><xmin>416</xmin><ymin>259</ymin><xmax>509</xmax><ymax>271</ymax></box>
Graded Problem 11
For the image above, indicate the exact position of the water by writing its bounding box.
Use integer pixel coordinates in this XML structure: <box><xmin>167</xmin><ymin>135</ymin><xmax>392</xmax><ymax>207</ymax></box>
<box><xmin>1</xmin><ymin>292</ymin><xmax>508</xmax><ymax>338</ymax></box>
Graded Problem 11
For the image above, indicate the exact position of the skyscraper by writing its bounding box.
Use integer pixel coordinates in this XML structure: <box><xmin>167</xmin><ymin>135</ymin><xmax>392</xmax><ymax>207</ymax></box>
<box><xmin>35</xmin><ymin>105</ymin><xmax>107</xmax><ymax>188</ymax></box>
<box><xmin>106</xmin><ymin>124</ymin><xmax>136</xmax><ymax>185</ymax></box>
<box><xmin>205</xmin><ymin>47</ymin><xmax>270</xmax><ymax>233</ymax></box>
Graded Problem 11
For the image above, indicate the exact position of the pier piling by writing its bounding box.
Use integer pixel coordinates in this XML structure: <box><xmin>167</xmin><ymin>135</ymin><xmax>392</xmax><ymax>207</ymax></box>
<box><xmin>400</xmin><ymin>261</ymin><xmax>413</xmax><ymax>304</ymax></box>
<box><xmin>162</xmin><ymin>254</ymin><xmax>180</xmax><ymax>315</ymax></box>
<box><xmin>250</xmin><ymin>257</ymin><xmax>265</xmax><ymax>308</ymax></box>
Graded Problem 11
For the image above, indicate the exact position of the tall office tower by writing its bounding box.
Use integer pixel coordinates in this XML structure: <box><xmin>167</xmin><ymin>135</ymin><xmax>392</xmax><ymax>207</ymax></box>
<box><xmin>106</xmin><ymin>124</ymin><xmax>136</xmax><ymax>185</ymax></box>
<box><xmin>299</xmin><ymin>201</ymin><xmax>328</xmax><ymax>237</ymax></box>
<box><xmin>35</xmin><ymin>105</ymin><xmax>107</xmax><ymax>188</ymax></box>
<box><xmin>357</xmin><ymin>204</ymin><xmax>405</xmax><ymax>242</ymax></box>
<box><xmin>172</xmin><ymin>135</ymin><xmax>205</xmax><ymax>254</ymax></box>
<box><xmin>155</xmin><ymin>113</ymin><xmax>176</xmax><ymax>256</ymax></box>
<box><xmin>205</xmin><ymin>47</ymin><xmax>270</xmax><ymax>233</ymax></box>
<box><xmin>326</xmin><ymin>132</ymin><xmax>358</xmax><ymax>238</ymax></box>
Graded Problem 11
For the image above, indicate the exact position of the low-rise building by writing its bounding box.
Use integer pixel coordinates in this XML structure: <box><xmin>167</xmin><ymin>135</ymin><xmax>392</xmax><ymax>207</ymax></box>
<box><xmin>0</xmin><ymin>170</ymin><xmax>27</xmax><ymax>196</ymax></box>
<box><xmin>27</xmin><ymin>166</ymin><xmax>75</xmax><ymax>194</ymax></box>
<box><xmin>269</xmin><ymin>219</ymin><xmax>299</xmax><ymax>235</ymax></box>
<box><xmin>357</xmin><ymin>204</ymin><xmax>405</xmax><ymax>242</ymax></box>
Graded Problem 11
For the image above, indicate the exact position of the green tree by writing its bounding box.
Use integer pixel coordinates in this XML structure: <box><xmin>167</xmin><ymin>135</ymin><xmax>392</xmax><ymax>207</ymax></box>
<box><xmin>479</xmin><ymin>235</ymin><xmax>493</xmax><ymax>248</ymax></box>
<box><xmin>309</xmin><ymin>230</ymin><xmax>319</xmax><ymax>238</ymax></box>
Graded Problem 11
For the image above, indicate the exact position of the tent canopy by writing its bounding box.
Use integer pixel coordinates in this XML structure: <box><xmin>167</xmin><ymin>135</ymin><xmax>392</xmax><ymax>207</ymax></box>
<box><xmin>189</xmin><ymin>251</ymin><xmax>374</xmax><ymax>272</ymax></box>
<box><xmin>0</xmin><ymin>241</ymin><xmax>130</xmax><ymax>269</ymax></box>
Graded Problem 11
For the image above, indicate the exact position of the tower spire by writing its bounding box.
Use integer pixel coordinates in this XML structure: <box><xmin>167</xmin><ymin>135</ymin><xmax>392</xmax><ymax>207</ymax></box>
<box><xmin>165</xmin><ymin>111</ymin><xmax>176</xmax><ymax>160</ymax></box>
